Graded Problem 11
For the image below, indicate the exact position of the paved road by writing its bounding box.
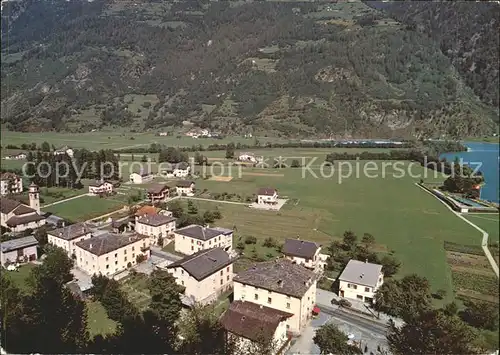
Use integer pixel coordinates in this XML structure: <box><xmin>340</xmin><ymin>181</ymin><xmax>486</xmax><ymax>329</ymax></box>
<box><xmin>150</xmin><ymin>246</ymin><xmax>182</xmax><ymax>262</ymax></box>
<box><xmin>319</xmin><ymin>305</ymin><xmax>388</xmax><ymax>337</ymax></box>
<box><xmin>181</xmin><ymin>196</ymin><xmax>248</xmax><ymax>205</ymax></box>
<box><xmin>41</xmin><ymin>193</ymin><xmax>89</xmax><ymax>208</ymax></box>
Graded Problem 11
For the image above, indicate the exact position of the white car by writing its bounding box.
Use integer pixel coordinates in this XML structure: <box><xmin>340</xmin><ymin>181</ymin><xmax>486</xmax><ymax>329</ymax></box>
<box><xmin>6</xmin><ymin>264</ymin><xmax>18</xmax><ymax>271</ymax></box>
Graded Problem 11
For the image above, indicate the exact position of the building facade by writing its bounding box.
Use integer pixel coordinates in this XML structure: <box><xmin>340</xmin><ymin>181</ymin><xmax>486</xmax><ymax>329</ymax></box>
<box><xmin>0</xmin><ymin>235</ymin><xmax>38</xmax><ymax>265</ymax></box>
<box><xmin>88</xmin><ymin>181</ymin><xmax>114</xmax><ymax>195</ymax></box>
<box><xmin>165</xmin><ymin>248</ymin><xmax>234</xmax><ymax>305</ymax></box>
<box><xmin>0</xmin><ymin>173</ymin><xmax>23</xmax><ymax>196</ymax></box>
<box><xmin>282</xmin><ymin>238</ymin><xmax>323</xmax><ymax>271</ymax></box>
<box><xmin>135</xmin><ymin>214</ymin><xmax>176</xmax><ymax>246</ymax></box>
<box><xmin>74</xmin><ymin>233</ymin><xmax>149</xmax><ymax>276</ymax></box>
<box><xmin>47</xmin><ymin>223</ymin><xmax>94</xmax><ymax>258</ymax></box>
<box><xmin>147</xmin><ymin>184</ymin><xmax>171</xmax><ymax>204</ymax></box>
<box><xmin>174</xmin><ymin>225</ymin><xmax>233</xmax><ymax>255</ymax></box>
<box><xmin>175</xmin><ymin>180</ymin><xmax>195</xmax><ymax>196</ymax></box>
<box><xmin>338</xmin><ymin>259</ymin><xmax>384</xmax><ymax>304</ymax></box>
<box><xmin>257</xmin><ymin>188</ymin><xmax>278</xmax><ymax>205</ymax></box>
<box><xmin>233</xmin><ymin>259</ymin><xmax>317</xmax><ymax>334</ymax></box>
<box><xmin>0</xmin><ymin>187</ymin><xmax>45</xmax><ymax>233</ymax></box>
<box><xmin>129</xmin><ymin>172</ymin><xmax>154</xmax><ymax>184</ymax></box>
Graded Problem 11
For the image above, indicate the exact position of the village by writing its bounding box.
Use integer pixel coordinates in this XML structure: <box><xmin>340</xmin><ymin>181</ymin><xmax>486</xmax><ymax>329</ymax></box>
<box><xmin>0</xmin><ymin>146</ymin><xmax>396</xmax><ymax>355</ymax></box>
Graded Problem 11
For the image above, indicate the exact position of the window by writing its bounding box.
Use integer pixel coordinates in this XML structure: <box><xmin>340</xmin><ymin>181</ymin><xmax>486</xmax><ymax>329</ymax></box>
<box><xmin>357</xmin><ymin>295</ymin><xmax>363</xmax><ymax>300</ymax></box>
<box><xmin>365</xmin><ymin>287</ymin><xmax>370</xmax><ymax>292</ymax></box>
<box><xmin>267</xmin><ymin>297</ymin><xmax>272</xmax><ymax>304</ymax></box>
<box><xmin>348</xmin><ymin>283</ymin><xmax>358</xmax><ymax>290</ymax></box>
<box><xmin>105</xmin><ymin>257</ymin><xmax>109</xmax><ymax>261</ymax></box>
<box><xmin>209</xmin><ymin>240</ymin><xmax>212</xmax><ymax>245</ymax></box>
<box><xmin>220</xmin><ymin>270</ymin><xmax>223</xmax><ymax>276</ymax></box>
<box><xmin>124</xmin><ymin>249</ymin><xmax>127</xmax><ymax>255</ymax></box>
<box><xmin>115</xmin><ymin>253</ymin><xmax>118</xmax><ymax>258</ymax></box>
<box><xmin>132</xmin><ymin>246</ymin><xmax>135</xmax><ymax>251</ymax></box>
<box><xmin>220</xmin><ymin>279</ymin><xmax>223</xmax><ymax>285</ymax></box>
<box><xmin>115</xmin><ymin>261</ymin><xmax>118</xmax><ymax>265</ymax></box>
<box><xmin>286</xmin><ymin>303</ymin><xmax>290</xmax><ymax>309</ymax></box>
<box><xmin>226</xmin><ymin>266</ymin><xmax>230</xmax><ymax>272</ymax></box>
<box><xmin>286</xmin><ymin>325</ymin><xmax>290</xmax><ymax>330</ymax></box>
<box><xmin>191</xmin><ymin>246</ymin><xmax>194</xmax><ymax>251</ymax></box>
<box><xmin>106</xmin><ymin>265</ymin><xmax>109</xmax><ymax>269</ymax></box>
<box><xmin>254</xmin><ymin>294</ymin><xmax>258</xmax><ymax>300</ymax></box>
<box><xmin>132</xmin><ymin>253</ymin><xmax>135</xmax><ymax>258</ymax></box>
<box><xmin>124</xmin><ymin>257</ymin><xmax>127</xmax><ymax>262</ymax></box>
<box><xmin>181</xmin><ymin>270</ymin><xmax>184</xmax><ymax>275</ymax></box>
<box><xmin>227</xmin><ymin>275</ymin><xmax>230</xmax><ymax>281</ymax></box>
<box><xmin>191</xmin><ymin>239</ymin><xmax>194</xmax><ymax>244</ymax></box>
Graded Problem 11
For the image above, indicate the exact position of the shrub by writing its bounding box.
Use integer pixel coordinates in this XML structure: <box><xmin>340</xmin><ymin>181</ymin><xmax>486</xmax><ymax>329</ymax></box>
<box><xmin>244</xmin><ymin>236</ymin><xmax>257</xmax><ymax>244</ymax></box>
<box><xmin>262</xmin><ymin>237</ymin><xmax>277</xmax><ymax>248</ymax></box>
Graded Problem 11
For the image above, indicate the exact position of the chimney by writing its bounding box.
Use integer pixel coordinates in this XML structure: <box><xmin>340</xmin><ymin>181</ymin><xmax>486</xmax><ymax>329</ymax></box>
<box><xmin>89</xmin><ymin>243</ymin><xmax>93</xmax><ymax>250</ymax></box>
<box><xmin>277</xmin><ymin>279</ymin><xmax>283</xmax><ymax>287</ymax></box>
<box><xmin>365</xmin><ymin>259</ymin><xmax>368</xmax><ymax>263</ymax></box>
<box><xmin>360</xmin><ymin>273</ymin><xmax>364</xmax><ymax>279</ymax></box>
<box><xmin>259</xmin><ymin>305</ymin><xmax>263</xmax><ymax>309</ymax></box>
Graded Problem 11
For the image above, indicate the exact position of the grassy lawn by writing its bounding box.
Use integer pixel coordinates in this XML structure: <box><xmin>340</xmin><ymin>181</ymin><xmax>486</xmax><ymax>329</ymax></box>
<box><xmin>40</xmin><ymin>187</ymin><xmax>88</xmax><ymax>205</ymax></box>
<box><xmin>162</xmin><ymin>241</ymin><xmax>187</xmax><ymax>257</ymax></box>
<box><xmin>464</xmin><ymin>214</ymin><xmax>500</xmax><ymax>244</ymax></box>
<box><xmin>3</xmin><ymin>263</ymin><xmax>37</xmax><ymax>292</ymax></box>
<box><xmin>120</xmin><ymin>273</ymin><xmax>151</xmax><ymax>310</ymax></box>
<box><xmin>170</xmin><ymin>161</ymin><xmax>488</xmax><ymax>303</ymax></box>
<box><xmin>86</xmin><ymin>300</ymin><xmax>117</xmax><ymax>337</ymax></box>
<box><xmin>43</xmin><ymin>196</ymin><xmax>125</xmax><ymax>221</ymax></box>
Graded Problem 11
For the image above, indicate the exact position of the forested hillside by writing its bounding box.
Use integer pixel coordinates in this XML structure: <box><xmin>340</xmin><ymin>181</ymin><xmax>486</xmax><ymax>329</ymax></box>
<box><xmin>1</xmin><ymin>0</ymin><xmax>498</xmax><ymax>138</ymax></box>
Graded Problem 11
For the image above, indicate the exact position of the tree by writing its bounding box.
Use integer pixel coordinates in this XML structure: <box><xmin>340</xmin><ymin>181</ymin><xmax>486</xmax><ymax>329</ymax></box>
<box><xmin>148</xmin><ymin>269</ymin><xmax>184</xmax><ymax>326</ymax></box>
<box><xmin>141</xmin><ymin>155</ymin><xmax>148</xmax><ymax>162</ymax></box>
<box><xmin>342</xmin><ymin>230</ymin><xmax>357</xmax><ymax>251</ymax></box>
<box><xmin>41</xmin><ymin>141</ymin><xmax>51</xmax><ymax>152</ymax></box>
<box><xmin>225</xmin><ymin>143</ymin><xmax>235</xmax><ymax>159</ymax></box>
<box><xmin>101</xmin><ymin>278</ymin><xmax>138</xmax><ymax>322</ymax></box>
<box><xmin>459</xmin><ymin>300</ymin><xmax>499</xmax><ymax>331</ymax></box>
<box><xmin>203</xmin><ymin>210</ymin><xmax>215</xmax><ymax>223</ymax></box>
<box><xmin>29</xmin><ymin>245</ymin><xmax>73</xmax><ymax>287</ymax></box>
<box><xmin>443</xmin><ymin>302</ymin><xmax>459</xmax><ymax>316</ymax></box>
<box><xmin>387</xmin><ymin>310</ymin><xmax>482</xmax><ymax>354</ymax></box>
<box><xmin>290</xmin><ymin>159</ymin><xmax>301</xmax><ymax>168</ymax></box>
<box><xmin>168</xmin><ymin>200</ymin><xmax>184</xmax><ymax>218</ymax></box>
<box><xmin>361</xmin><ymin>233</ymin><xmax>375</xmax><ymax>248</ymax></box>
<box><xmin>374</xmin><ymin>275</ymin><xmax>432</xmax><ymax>321</ymax></box>
<box><xmin>194</xmin><ymin>151</ymin><xmax>207</xmax><ymax>165</ymax></box>
<box><xmin>177</xmin><ymin>304</ymin><xmax>227</xmax><ymax>355</ymax></box>
<box><xmin>187</xmin><ymin>200</ymin><xmax>198</xmax><ymax>214</ymax></box>
<box><xmin>262</xmin><ymin>237</ymin><xmax>277</xmax><ymax>248</ymax></box>
<box><xmin>236</xmin><ymin>241</ymin><xmax>245</xmax><ymax>253</ymax></box>
<box><xmin>379</xmin><ymin>255</ymin><xmax>401</xmax><ymax>277</ymax></box>
<box><xmin>313</xmin><ymin>323</ymin><xmax>362</xmax><ymax>354</ymax></box>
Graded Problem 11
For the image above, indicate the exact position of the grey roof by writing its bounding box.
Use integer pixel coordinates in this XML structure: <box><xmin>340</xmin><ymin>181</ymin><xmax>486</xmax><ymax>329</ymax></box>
<box><xmin>175</xmin><ymin>162</ymin><xmax>189</xmax><ymax>170</ymax></box>
<box><xmin>1</xmin><ymin>236</ymin><xmax>38</xmax><ymax>253</ymax></box>
<box><xmin>220</xmin><ymin>301</ymin><xmax>293</xmax><ymax>342</ymax></box>
<box><xmin>6</xmin><ymin>213</ymin><xmax>45</xmax><ymax>227</ymax></box>
<box><xmin>282</xmin><ymin>239</ymin><xmax>320</xmax><ymax>259</ymax></box>
<box><xmin>176</xmin><ymin>180</ymin><xmax>195</xmax><ymax>188</ymax></box>
<box><xmin>338</xmin><ymin>260</ymin><xmax>383</xmax><ymax>288</ymax></box>
<box><xmin>45</xmin><ymin>214</ymin><xmax>65</xmax><ymax>225</ymax></box>
<box><xmin>13</xmin><ymin>204</ymin><xmax>36</xmax><ymax>215</ymax></box>
<box><xmin>49</xmin><ymin>223</ymin><xmax>92</xmax><ymax>241</ymax></box>
<box><xmin>0</xmin><ymin>198</ymin><xmax>22</xmax><ymax>214</ymax></box>
<box><xmin>147</xmin><ymin>184</ymin><xmax>171</xmax><ymax>194</ymax></box>
<box><xmin>212</xmin><ymin>227</ymin><xmax>233</xmax><ymax>235</ymax></box>
<box><xmin>233</xmin><ymin>259</ymin><xmax>316</xmax><ymax>298</ymax></box>
<box><xmin>75</xmin><ymin>233</ymin><xmax>146</xmax><ymax>256</ymax></box>
<box><xmin>167</xmin><ymin>248</ymin><xmax>233</xmax><ymax>281</ymax></box>
<box><xmin>257</xmin><ymin>187</ymin><xmax>277</xmax><ymax>196</ymax></box>
<box><xmin>175</xmin><ymin>224</ymin><xmax>225</xmax><ymax>241</ymax></box>
<box><xmin>136</xmin><ymin>214</ymin><xmax>176</xmax><ymax>227</ymax></box>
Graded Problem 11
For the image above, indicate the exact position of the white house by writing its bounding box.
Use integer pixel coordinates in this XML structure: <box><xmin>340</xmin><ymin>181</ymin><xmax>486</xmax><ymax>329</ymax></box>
<box><xmin>147</xmin><ymin>184</ymin><xmax>171</xmax><ymax>204</ymax></box>
<box><xmin>1</xmin><ymin>235</ymin><xmax>38</xmax><ymax>266</ymax></box>
<box><xmin>164</xmin><ymin>248</ymin><xmax>234</xmax><ymax>305</ymax></box>
<box><xmin>257</xmin><ymin>188</ymin><xmax>278</xmax><ymax>205</ymax></box>
<box><xmin>130</xmin><ymin>172</ymin><xmax>154</xmax><ymax>184</ymax></box>
<box><xmin>47</xmin><ymin>222</ymin><xmax>94</xmax><ymax>258</ymax></box>
<box><xmin>238</xmin><ymin>152</ymin><xmax>257</xmax><ymax>163</ymax></box>
<box><xmin>88</xmin><ymin>181</ymin><xmax>114</xmax><ymax>195</ymax></box>
<box><xmin>233</xmin><ymin>259</ymin><xmax>317</xmax><ymax>334</ymax></box>
<box><xmin>54</xmin><ymin>146</ymin><xmax>74</xmax><ymax>158</ymax></box>
<box><xmin>173</xmin><ymin>162</ymin><xmax>191</xmax><ymax>178</ymax></box>
<box><xmin>338</xmin><ymin>259</ymin><xmax>384</xmax><ymax>304</ymax></box>
<box><xmin>135</xmin><ymin>214</ymin><xmax>176</xmax><ymax>246</ymax></box>
<box><xmin>74</xmin><ymin>232</ymin><xmax>149</xmax><ymax>276</ymax></box>
<box><xmin>174</xmin><ymin>224</ymin><xmax>233</xmax><ymax>255</ymax></box>
<box><xmin>175</xmin><ymin>180</ymin><xmax>195</xmax><ymax>196</ymax></box>
<box><xmin>0</xmin><ymin>184</ymin><xmax>46</xmax><ymax>233</ymax></box>
<box><xmin>282</xmin><ymin>238</ymin><xmax>324</xmax><ymax>271</ymax></box>
<box><xmin>1</xmin><ymin>172</ymin><xmax>23</xmax><ymax>196</ymax></box>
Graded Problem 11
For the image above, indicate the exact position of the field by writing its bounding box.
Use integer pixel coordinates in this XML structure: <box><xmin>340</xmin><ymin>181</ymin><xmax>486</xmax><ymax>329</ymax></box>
<box><xmin>43</xmin><ymin>196</ymin><xmax>126</xmax><ymax>222</ymax></box>
<box><xmin>0</xmin><ymin>130</ymin><xmax>288</xmax><ymax>151</ymax></box>
<box><xmin>168</xmin><ymin>160</ymin><xmax>494</xmax><ymax>303</ymax></box>
<box><xmin>464</xmin><ymin>214</ymin><xmax>500</xmax><ymax>244</ymax></box>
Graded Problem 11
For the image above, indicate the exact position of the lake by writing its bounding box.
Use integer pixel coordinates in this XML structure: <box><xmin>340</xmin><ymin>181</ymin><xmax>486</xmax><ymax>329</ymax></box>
<box><xmin>440</xmin><ymin>142</ymin><xmax>499</xmax><ymax>203</ymax></box>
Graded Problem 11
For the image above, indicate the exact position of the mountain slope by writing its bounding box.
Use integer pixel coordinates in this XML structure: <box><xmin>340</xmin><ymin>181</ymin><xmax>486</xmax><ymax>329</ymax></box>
<box><xmin>1</xmin><ymin>0</ymin><xmax>497</xmax><ymax>138</ymax></box>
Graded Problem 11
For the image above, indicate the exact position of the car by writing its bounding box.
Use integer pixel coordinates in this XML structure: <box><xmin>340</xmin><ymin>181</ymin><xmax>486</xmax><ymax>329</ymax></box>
<box><xmin>6</xmin><ymin>264</ymin><xmax>18</xmax><ymax>271</ymax></box>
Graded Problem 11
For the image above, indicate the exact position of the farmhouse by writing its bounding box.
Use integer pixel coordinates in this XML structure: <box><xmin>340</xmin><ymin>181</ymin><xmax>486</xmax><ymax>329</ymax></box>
<box><xmin>1</xmin><ymin>172</ymin><xmax>23</xmax><ymax>196</ymax></box>
<box><xmin>165</xmin><ymin>248</ymin><xmax>234</xmax><ymax>305</ymax></box>
<box><xmin>135</xmin><ymin>214</ymin><xmax>176</xmax><ymax>246</ymax></box>
<box><xmin>174</xmin><ymin>224</ymin><xmax>233</xmax><ymax>255</ymax></box>
<box><xmin>0</xmin><ymin>184</ymin><xmax>46</xmax><ymax>233</ymax></box>
<box><xmin>175</xmin><ymin>180</ymin><xmax>195</xmax><ymax>196</ymax></box>
<box><xmin>129</xmin><ymin>171</ymin><xmax>154</xmax><ymax>184</ymax></box>
<box><xmin>282</xmin><ymin>238</ymin><xmax>324</xmax><ymax>271</ymax></box>
<box><xmin>173</xmin><ymin>162</ymin><xmax>191</xmax><ymax>178</ymax></box>
<box><xmin>338</xmin><ymin>259</ymin><xmax>384</xmax><ymax>304</ymax></box>
<box><xmin>88</xmin><ymin>181</ymin><xmax>114</xmax><ymax>196</ymax></box>
<box><xmin>0</xmin><ymin>235</ymin><xmax>38</xmax><ymax>266</ymax></box>
<box><xmin>257</xmin><ymin>188</ymin><xmax>278</xmax><ymax>205</ymax></box>
<box><xmin>233</xmin><ymin>259</ymin><xmax>317</xmax><ymax>334</ymax></box>
<box><xmin>74</xmin><ymin>232</ymin><xmax>149</xmax><ymax>276</ymax></box>
<box><xmin>47</xmin><ymin>222</ymin><xmax>94</xmax><ymax>257</ymax></box>
<box><xmin>147</xmin><ymin>184</ymin><xmax>171</xmax><ymax>204</ymax></box>
<box><xmin>220</xmin><ymin>301</ymin><xmax>293</xmax><ymax>355</ymax></box>
<box><xmin>54</xmin><ymin>146</ymin><xmax>74</xmax><ymax>158</ymax></box>
<box><xmin>238</xmin><ymin>152</ymin><xmax>257</xmax><ymax>163</ymax></box>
